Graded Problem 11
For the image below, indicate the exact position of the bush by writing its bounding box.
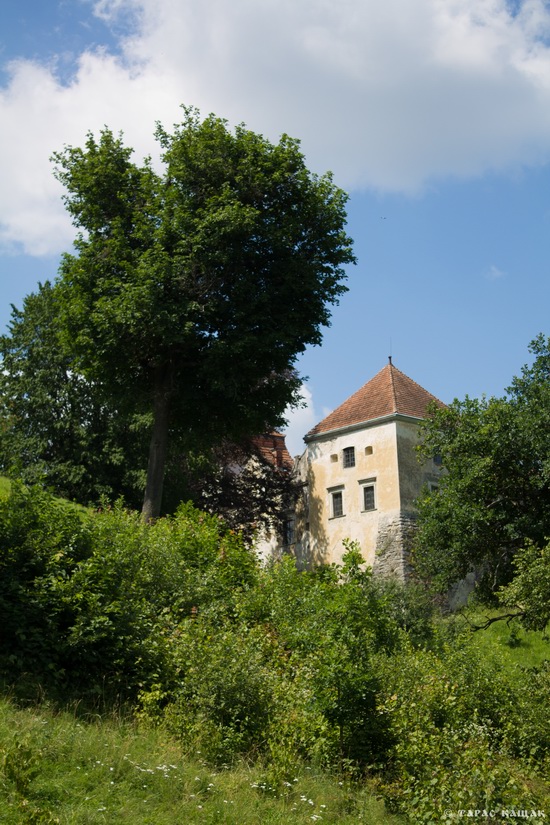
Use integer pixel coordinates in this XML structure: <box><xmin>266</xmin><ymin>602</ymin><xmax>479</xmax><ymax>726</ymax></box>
<box><xmin>2</xmin><ymin>485</ymin><xmax>548</xmax><ymax>822</ymax></box>
<box><xmin>0</xmin><ymin>487</ymin><xmax>257</xmax><ymax>701</ymax></box>
<box><xmin>0</xmin><ymin>483</ymin><xmax>91</xmax><ymax>683</ymax></box>
<box><xmin>158</xmin><ymin>620</ymin><xmax>275</xmax><ymax>764</ymax></box>
<box><xmin>140</xmin><ymin>547</ymin><xmax>400</xmax><ymax>771</ymax></box>
<box><xmin>375</xmin><ymin>634</ymin><xmax>550</xmax><ymax>820</ymax></box>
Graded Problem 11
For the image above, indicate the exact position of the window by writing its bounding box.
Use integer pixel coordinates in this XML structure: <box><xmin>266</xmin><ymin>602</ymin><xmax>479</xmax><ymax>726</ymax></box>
<box><xmin>343</xmin><ymin>446</ymin><xmax>355</xmax><ymax>468</ymax></box>
<box><xmin>361</xmin><ymin>481</ymin><xmax>376</xmax><ymax>511</ymax></box>
<box><xmin>283</xmin><ymin>517</ymin><xmax>296</xmax><ymax>546</ymax></box>
<box><xmin>330</xmin><ymin>489</ymin><xmax>344</xmax><ymax>518</ymax></box>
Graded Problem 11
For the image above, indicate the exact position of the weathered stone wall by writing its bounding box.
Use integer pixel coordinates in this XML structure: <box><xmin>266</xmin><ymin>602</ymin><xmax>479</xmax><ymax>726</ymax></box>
<box><xmin>372</xmin><ymin>512</ymin><xmax>417</xmax><ymax>581</ymax></box>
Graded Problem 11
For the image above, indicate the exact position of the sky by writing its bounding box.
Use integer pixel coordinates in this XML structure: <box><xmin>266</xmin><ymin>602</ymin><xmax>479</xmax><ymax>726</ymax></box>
<box><xmin>1</xmin><ymin>0</ymin><xmax>549</xmax><ymax>456</ymax></box>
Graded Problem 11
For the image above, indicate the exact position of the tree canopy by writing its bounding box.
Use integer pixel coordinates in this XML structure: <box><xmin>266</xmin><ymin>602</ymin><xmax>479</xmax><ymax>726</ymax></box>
<box><xmin>414</xmin><ymin>334</ymin><xmax>550</xmax><ymax>598</ymax></box>
<box><xmin>45</xmin><ymin>108</ymin><xmax>354</xmax><ymax>519</ymax></box>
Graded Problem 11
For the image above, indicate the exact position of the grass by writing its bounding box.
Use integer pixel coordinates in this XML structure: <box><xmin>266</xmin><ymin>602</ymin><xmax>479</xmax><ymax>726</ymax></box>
<box><xmin>0</xmin><ymin>696</ymin><xmax>406</xmax><ymax>825</ymax></box>
<box><xmin>0</xmin><ymin>474</ymin><xmax>89</xmax><ymax>519</ymax></box>
<box><xmin>460</xmin><ymin>607</ymin><xmax>550</xmax><ymax>671</ymax></box>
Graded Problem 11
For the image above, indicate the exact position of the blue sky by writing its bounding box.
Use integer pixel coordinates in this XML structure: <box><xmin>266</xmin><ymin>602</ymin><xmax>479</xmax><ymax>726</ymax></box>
<box><xmin>1</xmin><ymin>0</ymin><xmax>549</xmax><ymax>455</ymax></box>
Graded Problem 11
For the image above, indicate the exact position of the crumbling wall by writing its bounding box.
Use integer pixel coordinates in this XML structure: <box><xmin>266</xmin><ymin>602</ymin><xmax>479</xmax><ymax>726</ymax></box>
<box><xmin>373</xmin><ymin>512</ymin><xmax>417</xmax><ymax>581</ymax></box>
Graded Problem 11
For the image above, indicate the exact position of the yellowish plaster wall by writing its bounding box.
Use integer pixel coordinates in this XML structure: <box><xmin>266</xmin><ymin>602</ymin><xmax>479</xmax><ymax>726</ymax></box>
<box><xmin>255</xmin><ymin>416</ymin><xmax>443</xmax><ymax>570</ymax></box>
<box><xmin>305</xmin><ymin>419</ymin><xmax>402</xmax><ymax>567</ymax></box>
<box><xmin>395</xmin><ymin>419</ymin><xmax>441</xmax><ymax>509</ymax></box>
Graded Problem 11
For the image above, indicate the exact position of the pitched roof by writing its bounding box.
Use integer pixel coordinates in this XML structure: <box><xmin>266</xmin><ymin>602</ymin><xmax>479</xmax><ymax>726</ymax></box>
<box><xmin>251</xmin><ymin>432</ymin><xmax>293</xmax><ymax>470</ymax></box>
<box><xmin>306</xmin><ymin>362</ymin><xmax>444</xmax><ymax>439</ymax></box>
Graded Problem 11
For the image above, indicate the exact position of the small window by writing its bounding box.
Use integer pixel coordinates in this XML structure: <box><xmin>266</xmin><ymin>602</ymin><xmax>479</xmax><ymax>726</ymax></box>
<box><xmin>362</xmin><ymin>483</ymin><xmax>376</xmax><ymax>511</ymax></box>
<box><xmin>331</xmin><ymin>490</ymin><xmax>344</xmax><ymax>518</ymax></box>
<box><xmin>365</xmin><ymin>445</ymin><xmax>373</xmax><ymax>456</ymax></box>
<box><xmin>343</xmin><ymin>446</ymin><xmax>355</xmax><ymax>468</ymax></box>
<box><xmin>330</xmin><ymin>453</ymin><xmax>338</xmax><ymax>463</ymax></box>
<box><xmin>283</xmin><ymin>518</ymin><xmax>296</xmax><ymax>546</ymax></box>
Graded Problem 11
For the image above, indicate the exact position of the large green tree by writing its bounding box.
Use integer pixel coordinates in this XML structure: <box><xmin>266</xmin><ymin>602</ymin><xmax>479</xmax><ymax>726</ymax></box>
<box><xmin>414</xmin><ymin>334</ymin><xmax>550</xmax><ymax>595</ymax></box>
<box><xmin>0</xmin><ymin>283</ymin><xmax>299</xmax><ymax>524</ymax></box>
<box><xmin>52</xmin><ymin>109</ymin><xmax>354</xmax><ymax>519</ymax></box>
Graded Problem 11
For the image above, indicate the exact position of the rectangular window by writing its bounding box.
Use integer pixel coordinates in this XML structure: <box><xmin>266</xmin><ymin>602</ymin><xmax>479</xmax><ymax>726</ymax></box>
<box><xmin>331</xmin><ymin>490</ymin><xmax>344</xmax><ymax>518</ymax></box>
<box><xmin>343</xmin><ymin>446</ymin><xmax>355</xmax><ymax>468</ymax></box>
<box><xmin>362</xmin><ymin>483</ymin><xmax>376</xmax><ymax>511</ymax></box>
<box><xmin>283</xmin><ymin>518</ymin><xmax>296</xmax><ymax>546</ymax></box>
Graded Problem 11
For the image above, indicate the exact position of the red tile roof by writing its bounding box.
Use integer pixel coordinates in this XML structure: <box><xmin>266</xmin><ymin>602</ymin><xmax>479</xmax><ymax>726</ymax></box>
<box><xmin>252</xmin><ymin>432</ymin><xmax>293</xmax><ymax>470</ymax></box>
<box><xmin>306</xmin><ymin>362</ymin><xmax>444</xmax><ymax>439</ymax></box>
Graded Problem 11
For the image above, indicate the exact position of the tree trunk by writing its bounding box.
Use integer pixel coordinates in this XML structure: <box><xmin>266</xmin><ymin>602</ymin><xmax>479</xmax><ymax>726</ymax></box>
<box><xmin>141</xmin><ymin>366</ymin><xmax>172</xmax><ymax>522</ymax></box>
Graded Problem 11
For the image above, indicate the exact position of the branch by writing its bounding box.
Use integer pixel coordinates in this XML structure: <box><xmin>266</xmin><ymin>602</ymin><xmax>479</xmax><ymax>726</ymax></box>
<box><xmin>467</xmin><ymin>611</ymin><xmax>525</xmax><ymax>631</ymax></box>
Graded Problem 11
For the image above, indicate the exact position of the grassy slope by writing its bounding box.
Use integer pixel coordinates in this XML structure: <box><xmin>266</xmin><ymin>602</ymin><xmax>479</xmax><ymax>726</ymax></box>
<box><xmin>462</xmin><ymin>608</ymin><xmax>549</xmax><ymax>671</ymax></box>
<box><xmin>0</xmin><ymin>697</ymin><xmax>405</xmax><ymax>825</ymax></box>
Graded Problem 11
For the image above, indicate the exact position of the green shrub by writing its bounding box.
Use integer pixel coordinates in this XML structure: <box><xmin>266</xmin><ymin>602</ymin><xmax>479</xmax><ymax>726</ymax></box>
<box><xmin>2</xmin><ymin>483</ymin><xmax>548</xmax><ymax>822</ymax></box>
<box><xmin>140</xmin><ymin>548</ymin><xmax>400</xmax><ymax>772</ymax></box>
<box><xmin>375</xmin><ymin>635</ymin><xmax>550</xmax><ymax>821</ymax></box>
<box><xmin>0</xmin><ymin>483</ymin><xmax>91</xmax><ymax>682</ymax></box>
<box><xmin>157</xmin><ymin>620</ymin><xmax>275</xmax><ymax>764</ymax></box>
<box><xmin>0</xmin><ymin>487</ymin><xmax>257</xmax><ymax>701</ymax></box>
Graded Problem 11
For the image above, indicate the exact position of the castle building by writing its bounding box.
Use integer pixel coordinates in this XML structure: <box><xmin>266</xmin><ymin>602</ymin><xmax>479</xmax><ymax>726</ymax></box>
<box><xmin>273</xmin><ymin>360</ymin><xmax>445</xmax><ymax>579</ymax></box>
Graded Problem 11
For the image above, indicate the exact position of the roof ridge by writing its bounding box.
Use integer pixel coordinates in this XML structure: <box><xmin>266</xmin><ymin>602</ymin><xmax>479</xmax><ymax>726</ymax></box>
<box><xmin>389</xmin><ymin>362</ymin><xmax>398</xmax><ymax>413</ymax></box>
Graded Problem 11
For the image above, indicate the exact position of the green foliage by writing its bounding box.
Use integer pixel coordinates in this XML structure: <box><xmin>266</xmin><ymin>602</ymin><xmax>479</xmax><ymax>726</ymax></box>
<box><xmin>1</xmin><ymin>485</ymin><xmax>548</xmax><ymax>821</ymax></box>
<box><xmin>415</xmin><ymin>334</ymin><xmax>550</xmax><ymax>596</ymax></box>
<box><xmin>376</xmin><ymin>634</ymin><xmax>550</xmax><ymax>820</ymax></box>
<box><xmin>51</xmin><ymin>108</ymin><xmax>355</xmax><ymax>517</ymax></box>
<box><xmin>0</xmin><ymin>485</ymin><xmax>255</xmax><ymax>701</ymax></box>
<box><xmin>139</xmin><ymin>552</ymin><xmax>400</xmax><ymax>770</ymax></box>
<box><xmin>499</xmin><ymin>539</ymin><xmax>550</xmax><ymax>631</ymax></box>
<box><xmin>0</xmin><ymin>483</ymin><xmax>91</xmax><ymax>680</ymax></box>
<box><xmin>0</xmin><ymin>283</ymin><xmax>148</xmax><ymax>508</ymax></box>
<box><xmin>159</xmin><ymin>622</ymin><xmax>275</xmax><ymax>764</ymax></box>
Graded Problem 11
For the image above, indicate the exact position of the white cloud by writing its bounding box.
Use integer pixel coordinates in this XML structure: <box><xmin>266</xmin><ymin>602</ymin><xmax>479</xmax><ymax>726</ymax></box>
<box><xmin>283</xmin><ymin>384</ymin><xmax>318</xmax><ymax>457</ymax></box>
<box><xmin>2</xmin><ymin>0</ymin><xmax>550</xmax><ymax>253</ymax></box>
<box><xmin>487</xmin><ymin>263</ymin><xmax>506</xmax><ymax>280</ymax></box>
